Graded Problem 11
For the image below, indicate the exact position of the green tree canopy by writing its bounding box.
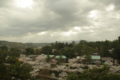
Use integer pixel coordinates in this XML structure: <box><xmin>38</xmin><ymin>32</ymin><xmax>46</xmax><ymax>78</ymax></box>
<box><xmin>113</xmin><ymin>46</ymin><xmax>120</xmax><ymax>61</ymax></box>
<box><xmin>99</xmin><ymin>46</ymin><xmax>111</xmax><ymax>57</ymax></box>
<box><xmin>25</xmin><ymin>47</ymin><xmax>34</xmax><ymax>55</ymax></box>
<box><xmin>0</xmin><ymin>46</ymin><xmax>8</xmax><ymax>51</ymax></box>
<box><xmin>9</xmin><ymin>48</ymin><xmax>21</xmax><ymax>57</ymax></box>
<box><xmin>41</xmin><ymin>46</ymin><xmax>52</xmax><ymax>54</ymax></box>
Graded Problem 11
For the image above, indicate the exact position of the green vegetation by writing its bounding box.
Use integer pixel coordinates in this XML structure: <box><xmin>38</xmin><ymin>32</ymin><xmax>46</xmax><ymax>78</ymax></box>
<box><xmin>0</xmin><ymin>40</ymin><xmax>50</xmax><ymax>48</ymax></box>
<box><xmin>41</xmin><ymin>46</ymin><xmax>52</xmax><ymax>54</ymax></box>
<box><xmin>46</xmin><ymin>53</ymin><xmax>50</xmax><ymax>62</ymax></box>
<box><xmin>67</xmin><ymin>65</ymin><xmax>120</xmax><ymax>80</ymax></box>
<box><xmin>25</xmin><ymin>47</ymin><xmax>35</xmax><ymax>55</ymax></box>
<box><xmin>0</xmin><ymin>36</ymin><xmax>120</xmax><ymax>79</ymax></box>
<box><xmin>0</xmin><ymin>47</ymin><xmax>33</xmax><ymax>80</ymax></box>
<box><xmin>1</xmin><ymin>36</ymin><xmax>120</xmax><ymax>60</ymax></box>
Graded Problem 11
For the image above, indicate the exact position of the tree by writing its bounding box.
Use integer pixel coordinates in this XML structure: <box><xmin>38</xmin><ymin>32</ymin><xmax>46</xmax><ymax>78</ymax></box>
<box><xmin>87</xmin><ymin>41</ymin><xmax>96</xmax><ymax>48</ymax></box>
<box><xmin>0</xmin><ymin>63</ymin><xmax>11</xmax><ymax>80</ymax></box>
<box><xmin>0</xmin><ymin>52</ymin><xmax>33</xmax><ymax>80</ymax></box>
<box><xmin>113</xmin><ymin>46</ymin><xmax>120</xmax><ymax>61</ymax></box>
<box><xmin>65</xmin><ymin>42</ymin><xmax>68</xmax><ymax>46</ymax></box>
<box><xmin>34</xmin><ymin>48</ymin><xmax>41</xmax><ymax>55</ymax></box>
<box><xmin>104</xmin><ymin>40</ymin><xmax>110</xmax><ymax>47</ymax></box>
<box><xmin>46</xmin><ymin>53</ymin><xmax>50</xmax><ymax>62</ymax></box>
<box><xmin>99</xmin><ymin>46</ymin><xmax>111</xmax><ymax>57</ymax></box>
<box><xmin>0</xmin><ymin>50</ymin><xmax>9</xmax><ymax>63</ymax></box>
<box><xmin>68</xmin><ymin>43</ymin><xmax>74</xmax><ymax>47</ymax></box>
<box><xmin>67</xmin><ymin>65</ymin><xmax>120</xmax><ymax>80</ymax></box>
<box><xmin>25</xmin><ymin>47</ymin><xmax>34</xmax><ymax>55</ymax></box>
<box><xmin>71</xmin><ymin>41</ymin><xmax>76</xmax><ymax>46</ymax></box>
<box><xmin>80</xmin><ymin>44</ymin><xmax>94</xmax><ymax>56</ymax></box>
<box><xmin>63</xmin><ymin>48</ymin><xmax>75</xmax><ymax>58</ymax></box>
<box><xmin>111</xmin><ymin>39</ymin><xmax>119</xmax><ymax>48</ymax></box>
<box><xmin>3</xmin><ymin>57</ymin><xmax>33</xmax><ymax>80</ymax></box>
<box><xmin>118</xmin><ymin>36</ymin><xmax>120</xmax><ymax>45</ymax></box>
<box><xmin>6</xmin><ymin>56</ymin><xmax>19</xmax><ymax>64</ymax></box>
<box><xmin>55</xmin><ymin>42</ymin><xmax>65</xmax><ymax>50</ymax></box>
<box><xmin>57</xmin><ymin>53</ymin><xmax>64</xmax><ymax>64</ymax></box>
<box><xmin>41</xmin><ymin>46</ymin><xmax>52</xmax><ymax>54</ymax></box>
<box><xmin>85</xmin><ymin>54</ymin><xmax>91</xmax><ymax>61</ymax></box>
<box><xmin>51</xmin><ymin>43</ymin><xmax>54</xmax><ymax>48</ymax></box>
<box><xmin>16</xmin><ymin>63</ymin><xmax>33</xmax><ymax>79</ymax></box>
<box><xmin>10</xmin><ymin>48</ymin><xmax>21</xmax><ymax>52</ymax></box>
<box><xmin>0</xmin><ymin>46</ymin><xmax>8</xmax><ymax>51</ymax></box>
<box><xmin>9</xmin><ymin>48</ymin><xmax>21</xmax><ymax>57</ymax></box>
<box><xmin>79</xmin><ymin>40</ymin><xmax>88</xmax><ymax>45</ymax></box>
<box><xmin>73</xmin><ymin>45</ymin><xmax>82</xmax><ymax>56</ymax></box>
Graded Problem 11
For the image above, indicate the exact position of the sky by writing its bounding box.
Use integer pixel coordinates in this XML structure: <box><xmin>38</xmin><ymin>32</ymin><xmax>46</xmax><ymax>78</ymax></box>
<box><xmin>0</xmin><ymin>0</ymin><xmax>120</xmax><ymax>43</ymax></box>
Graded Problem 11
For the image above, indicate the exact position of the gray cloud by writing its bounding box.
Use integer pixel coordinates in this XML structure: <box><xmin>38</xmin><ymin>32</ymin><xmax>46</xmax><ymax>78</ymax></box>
<box><xmin>0</xmin><ymin>0</ymin><xmax>15</xmax><ymax>8</ymax></box>
<box><xmin>0</xmin><ymin>0</ymin><xmax>120</xmax><ymax>42</ymax></box>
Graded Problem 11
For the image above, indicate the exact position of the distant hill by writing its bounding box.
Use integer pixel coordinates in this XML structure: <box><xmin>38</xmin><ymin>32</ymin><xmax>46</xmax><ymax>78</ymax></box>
<box><xmin>0</xmin><ymin>40</ymin><xmax>51</xmax><ymax>49</ymax></box>
<box><xmin>0</xmin><ymin>40</ymin><xmax>88</xmax><ymax>49</ymax></box>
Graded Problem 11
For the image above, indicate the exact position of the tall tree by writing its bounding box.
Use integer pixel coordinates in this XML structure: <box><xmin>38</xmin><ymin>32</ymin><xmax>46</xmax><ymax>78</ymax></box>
<box><xmin>65</xmin><ymin>42</ymin><xmax>68</xmax><ymax>46</ymax></box>
<box><xmin>71</xmin><ymin>41</ymin><xmax>76</xmax><ymax>46</ymax></box>
<box><xmin>104</xmin><ymin>40</ymin><xmax>110</xmax><ymax>47</ymax></box>
<box><xmin>79</xmin><ymin>40</ymin><xmax>88</xmax><ymax>45</ymax></box>
<box><xmin>99</xmin><ymin>46</ymin><xmax>111</xmax><ymax>57</ymax></box>
<box><xmin>46</xmin><ymin>53</ymin><xmax>50</xmax><ymax>62</ymax></box>
<box><xmin>51</xmin><ymin>43</ymin><xmax>54</xmax><ymax>48</ymax></box>
<box><xmin>118</xmin><ymin>36</ymin><xmax>120</xmax><ymax>45</ymax></box>
<box><xmin>113</xmin><ymin>46</ymin><xmax>120</xmax><ymax>61</ymax></box>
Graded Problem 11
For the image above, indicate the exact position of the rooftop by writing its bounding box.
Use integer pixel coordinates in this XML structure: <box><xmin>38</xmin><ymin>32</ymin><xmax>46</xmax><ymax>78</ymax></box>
<box><xmin>91</xmin><ymin>55</ymin><xmax>100</xmax><ymax>60</ymax></box>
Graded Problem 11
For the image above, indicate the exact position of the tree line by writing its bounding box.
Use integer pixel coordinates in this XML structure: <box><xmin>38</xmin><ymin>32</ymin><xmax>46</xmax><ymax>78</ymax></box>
<box><xmin>36</xmin><ymin>36</ymin><xmax>120</xmax><ymax>62</ymax></box>
<box><xmin>0</xmin><ymin>36</ymin><xmax>120</xmax><ymax>80</ymax></box>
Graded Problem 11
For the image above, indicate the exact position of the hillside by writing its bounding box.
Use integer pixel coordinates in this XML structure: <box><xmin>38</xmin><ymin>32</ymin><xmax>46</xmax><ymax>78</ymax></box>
<box><xmin>0</xmin><ymin>40</ymin><xmax>51</xmax><ymax>49</ymax></box>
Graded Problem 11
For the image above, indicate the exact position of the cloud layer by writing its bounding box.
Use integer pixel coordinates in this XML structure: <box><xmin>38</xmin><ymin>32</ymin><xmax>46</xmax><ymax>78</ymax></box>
<box><xmin>0</xmin><ymin>0</ymin><xmax>120</xmax><ymax>43</ymax></box>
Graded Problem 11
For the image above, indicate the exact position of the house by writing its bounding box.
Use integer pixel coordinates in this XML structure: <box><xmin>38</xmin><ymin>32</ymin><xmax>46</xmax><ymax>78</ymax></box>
<box><xmin>101</xmin><ymin>57</ymin><xmax>113</xmax><ymax>64</ymax></box>
<box><xmin>91</xmin><ymin>55</ymin><xmax>101</xmax><ymax>60</ymax></box>
<box><xmin>91</xmin><ymin>55</ymin><xmax>101</xmax><ymax>64</ymax></box>
<box><xmin>45</xmin><ymin>55</ymin><xmax>54</xmax><ymax>58</ymax></box>
<box><xmin>55</xmin><ymin>55</ymin><xmax>67</xmax><ymax>59</ymax></box>
<box><xmin>92</xmin><ymin>53</ymin><xmax>99</xmax><ymax>56</ymax></box>
<box><xmin>77</xmin><ymin>55</ymin><xmax>85</xmax><ymax>60</ymax></box>
<box><xmin>55</xmin><ymin>55</ymin><xmax>67</xmax><ymax>62</ymax></box>
<box><xmin>45</xmin><ymin>55</ymin><xmax>67</xmax><ymax>62</ymax></box>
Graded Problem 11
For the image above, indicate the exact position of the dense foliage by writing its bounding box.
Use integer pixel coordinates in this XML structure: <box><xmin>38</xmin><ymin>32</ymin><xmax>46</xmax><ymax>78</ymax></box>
<box><xmin>49</xmin><ymin>36</ymin><xmax>120</xmax><ymax>60</ymax></box>
<box><xmin>67</xmin><ymin>65</ymin><xmax>120</xmax><ymax>80</ymax></box>
<box><xmin>0</xmin><ymin>36</ymin><xmax>120</xmax><ymax>80</ymax></box>
<box><xmin>0</xmin><ymin>48</ymin><xmax>33</xmax><ymax>80</ymax></box>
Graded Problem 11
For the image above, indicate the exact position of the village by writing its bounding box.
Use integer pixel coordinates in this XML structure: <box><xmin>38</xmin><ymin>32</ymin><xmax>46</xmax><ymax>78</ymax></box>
<box><xmin>18</xmin><ymin>48</ymin><xmax>120</xmax><ymax>80</ymax></box>
<box><xmin>1</xmin><ymin>37</ymin><xmax>120</xmax><ymax>80</ymax></box>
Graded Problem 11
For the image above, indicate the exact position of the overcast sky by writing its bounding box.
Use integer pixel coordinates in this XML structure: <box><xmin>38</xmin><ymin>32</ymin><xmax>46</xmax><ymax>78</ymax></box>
<box><xmin>0</xmin><ymin>0</ymin><xmax>120</xmax><ymax>43</ymax></box>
